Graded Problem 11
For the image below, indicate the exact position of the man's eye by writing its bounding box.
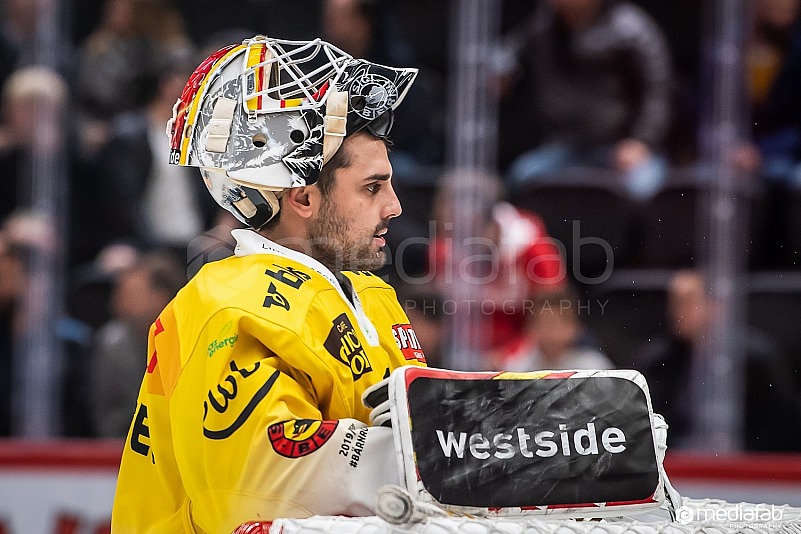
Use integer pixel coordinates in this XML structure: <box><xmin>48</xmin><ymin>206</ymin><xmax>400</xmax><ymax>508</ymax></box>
<box><xmin>367</xmin><ymin>183</ymin><xmax>380</xmax><ymax>194</ymax></box>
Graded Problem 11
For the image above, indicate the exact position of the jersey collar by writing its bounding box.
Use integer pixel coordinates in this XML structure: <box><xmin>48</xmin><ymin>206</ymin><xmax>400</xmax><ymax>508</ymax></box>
<box><xmin>231</xmin><ymin>229</ymin><xmax>380</xmax><ymax>346</ymax></box>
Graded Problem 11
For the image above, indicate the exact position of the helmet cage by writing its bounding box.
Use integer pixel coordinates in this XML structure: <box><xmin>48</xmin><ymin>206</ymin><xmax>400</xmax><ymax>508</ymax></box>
<box><xmin>168</xmin><ymin>35</ymin><xmax>417</xmax><ymax>229</ymax></box>
<box><xmin>240</xmin><ymin>37</ymin><xmax>352</xmax><ymax>114</ymax></box>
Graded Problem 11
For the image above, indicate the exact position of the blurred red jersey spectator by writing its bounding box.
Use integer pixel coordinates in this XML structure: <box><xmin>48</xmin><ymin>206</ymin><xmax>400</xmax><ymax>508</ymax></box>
<box><xmin>427</xmin><ymin>170</ymin><xmax>565</xmax><ymax>361</ymax></box>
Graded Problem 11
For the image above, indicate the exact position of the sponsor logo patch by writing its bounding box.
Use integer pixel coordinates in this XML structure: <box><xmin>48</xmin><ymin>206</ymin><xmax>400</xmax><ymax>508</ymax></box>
<box><xmin>392</xmin><ymin>323</ymin><xmax>426</xmax><ymax>363</ymax></box>
<box><xmin>208</xmin><ymin>321</ymin><xmax>239</xmax><ymax>357</ymax></box>
<box><xmin>324</xmin><ymin>313</ymin><xmax>372</xmax><ymax>380</ymax></box>
<box><xmin>269</xmin><ymin>420</ymin><xmax>338</xmax><ymax>458</ymax></box>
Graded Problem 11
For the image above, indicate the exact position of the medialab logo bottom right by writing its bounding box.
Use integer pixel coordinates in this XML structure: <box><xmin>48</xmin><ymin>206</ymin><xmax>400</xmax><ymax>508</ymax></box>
<box><xmin>676</xmin><ymin>503</ymin><xmax>783</xmax><ymax>527</ymax></box>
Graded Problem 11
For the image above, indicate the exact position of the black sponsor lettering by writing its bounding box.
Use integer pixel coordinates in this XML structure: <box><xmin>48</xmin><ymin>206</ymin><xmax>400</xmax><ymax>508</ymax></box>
<box><xmin>233</xmin><ymin>359</ymin><xmax>259</xmax><ymax>378</ymax></box>
<box><xmin>340</xmin><ymin>429</ymin><xmax>354</xmax><ymax>457</ymax></box>
<box><xmin>130</xmin><ymin>403</ymin><xmax>150</xmax><ymax>456</ymax></box>
<box><xmin>346</xmin><ymin>270</ymin><xmax>374</xmax><ymax>277</ymax></box>
<box><xmin>349</xmin><ymin>427</ymin><xmax>368</xmax><ymax>468</ymax></box>
<box><xmin>207</xmin><ymin>375</ymin><xmax>237</xmax><ymax>413</ymax></box>
<box><xmin>265</xmin><ymin>264</ymin><xmax>311</xmax><ymax>289</ymax></box>
<box><xmin>203</xmin><ymin>361</ymin><xmax>260</xmax><ymax>418</ymax></box>
<box><xmin>262</xmin><ymin>282</ymin><xmax>290</xmax><ymax>310</ymax></box>
<box><xmin>203</xmin><ymin>369</ymin><xmax>279</xmax><ymax>440</ymax></box>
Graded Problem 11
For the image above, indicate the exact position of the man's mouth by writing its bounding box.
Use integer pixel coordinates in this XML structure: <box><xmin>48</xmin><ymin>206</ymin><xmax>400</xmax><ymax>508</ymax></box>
<box><xmin>373</xmin><ymin>228</ymin><xmax>388</xmax><ymax>247</ymax></box>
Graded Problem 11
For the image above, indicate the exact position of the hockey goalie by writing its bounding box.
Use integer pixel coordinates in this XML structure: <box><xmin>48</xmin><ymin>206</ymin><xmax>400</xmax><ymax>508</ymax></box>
<box><xmin>110</xmin><ymin>33</ymin><xmax>678</xmax><ymax>533</ymax></box>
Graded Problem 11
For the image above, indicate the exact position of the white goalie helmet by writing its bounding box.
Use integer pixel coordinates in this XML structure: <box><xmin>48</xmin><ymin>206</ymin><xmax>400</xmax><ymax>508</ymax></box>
<box><xmin>167</xmin><ymin>35</ymin><xmax>418</xmax><ymax>228</ymax></box>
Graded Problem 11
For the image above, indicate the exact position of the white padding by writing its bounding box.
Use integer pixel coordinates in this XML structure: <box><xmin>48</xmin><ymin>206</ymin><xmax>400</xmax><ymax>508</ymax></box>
<box><xmin>206</xmin><ymin>97</ymin><xmax>237</xmax><ymax>153</ymax></box>
<box><xmin>323</xmin><ymin>91</ymin><xmax>348</xmax><ymax>165</ymax></box>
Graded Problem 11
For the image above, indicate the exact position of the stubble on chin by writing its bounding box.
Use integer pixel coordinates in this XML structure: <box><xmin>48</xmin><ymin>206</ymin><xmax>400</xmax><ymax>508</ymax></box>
<box><xmin>311</xmin><ymin>238</ymin><xmax>386</xmax><ymax>272</ymax></box>
<box><xmin>308</xmin><ymin>204</ymin><xmax>387</xmax><ymax>272</ymax></box>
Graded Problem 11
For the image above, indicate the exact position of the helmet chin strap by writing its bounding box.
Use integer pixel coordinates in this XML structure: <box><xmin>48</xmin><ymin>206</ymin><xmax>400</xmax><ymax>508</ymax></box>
<box><xmin>231</xmin><ymin>185</ymin><xmax>283</xmax><ymax>229</ymax></box>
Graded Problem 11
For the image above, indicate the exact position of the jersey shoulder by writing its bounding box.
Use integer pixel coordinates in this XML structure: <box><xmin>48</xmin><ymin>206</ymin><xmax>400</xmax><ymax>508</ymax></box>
<box><xmin>184</xmin><ymin>253</ymin><xmax>339</xmax><ymax>323</ymax></box>
<box><xmin>341</xmin><ymin>270</ymin><xmax>395</xmax><ymax>294</ymax></box>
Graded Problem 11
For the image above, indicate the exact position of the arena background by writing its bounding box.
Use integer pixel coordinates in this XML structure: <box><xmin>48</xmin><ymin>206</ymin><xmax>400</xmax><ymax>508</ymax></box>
<box><xmin>0</xmin><ymin>0</ymin><xmax>800</xmax><ymax>531</ymax></box>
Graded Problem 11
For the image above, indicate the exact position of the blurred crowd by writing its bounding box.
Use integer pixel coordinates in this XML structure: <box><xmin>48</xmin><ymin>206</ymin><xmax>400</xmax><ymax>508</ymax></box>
<box><xmin>1</xmin><ymin>0</ymin><xmax>800</xmax><ymax>451</ymax></box>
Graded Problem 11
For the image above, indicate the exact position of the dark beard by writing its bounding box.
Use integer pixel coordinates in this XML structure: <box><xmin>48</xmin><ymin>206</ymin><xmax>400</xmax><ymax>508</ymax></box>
<box><xmin>308</xmin><ymin>198</ymin><xmax>386</xmax><ymax>272</ymax></box>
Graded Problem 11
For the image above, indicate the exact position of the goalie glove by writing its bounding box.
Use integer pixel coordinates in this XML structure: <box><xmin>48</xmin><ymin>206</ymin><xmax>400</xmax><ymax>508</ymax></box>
<box><xmin>362</xmin><ymin>376</ymin><xmax>392</xmax><ymax>427</ymax></box>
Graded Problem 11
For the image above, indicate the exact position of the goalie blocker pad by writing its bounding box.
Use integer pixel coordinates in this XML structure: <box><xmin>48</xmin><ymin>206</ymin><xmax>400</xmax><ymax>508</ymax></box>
<box><xmin>388</xmin><ymin>367</ymin><xmax>665</xmax><ymax>517</ymax></box>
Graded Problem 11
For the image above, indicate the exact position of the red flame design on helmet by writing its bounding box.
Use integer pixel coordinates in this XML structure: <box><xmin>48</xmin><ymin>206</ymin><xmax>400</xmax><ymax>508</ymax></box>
<box><xmin>169</xmin><ymin>44</ymin><xmax>239</xmax><ymax>157</ymax></box>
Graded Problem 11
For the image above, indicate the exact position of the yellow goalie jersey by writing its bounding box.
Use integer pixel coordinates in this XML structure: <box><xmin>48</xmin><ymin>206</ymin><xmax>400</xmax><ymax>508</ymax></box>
<box><xmin>111</xmin><ymin>230</ymin><xmax>426</xmax><ymax>533</ymax></box>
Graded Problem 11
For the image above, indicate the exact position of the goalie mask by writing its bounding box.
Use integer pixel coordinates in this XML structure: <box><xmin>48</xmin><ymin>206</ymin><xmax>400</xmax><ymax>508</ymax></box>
<box><xmin>167</xmin><ymin>35</ymin><xmax>417</xmax><ymax>228</ymax></box>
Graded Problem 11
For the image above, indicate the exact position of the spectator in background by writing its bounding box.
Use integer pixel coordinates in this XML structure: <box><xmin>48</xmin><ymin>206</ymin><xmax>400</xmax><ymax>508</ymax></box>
<box><xmin>728</xmin><ymin>0</ymin><xmax>801</xmax><ymax>266</ymax></box>
<box><xmin>733</xmin><ymin>0</ymin><xmax>801</xmax><ymax>187</ymax></box>
<box><xmin>501</xmin><ymin>287</ymin><xmax>613</xmax><ymax>372</ymax></box>
<box><xmin>0</xmin><ymin>66</ymin><xmax>69</xmax><ymax>223</ymax></box>
<box><xmin>0</xmin><ymin>211</ymin><xmax>62</xmax><ymax>435</ymax></box>
<box><xmin>428</xmin><ymin>170</ymin><xmax>565</xmax><ymax>361</ymax></box>
<box><xmin>0</xmin><ymin>64</ymin><xmax>98</xmax><ymax>270</ymax></box>
<box><xmin>322</xmin><ymin>0</ymin><xmax>382</xmax><ymax>62</ymax></box>
<box><xmin>638</xmin><ymin>269</ymin><xmax>801</xmax><ymax>451</ymax></box>
<box><xmin>61</xmin><ymin>241</ymin><xmax>141</xmax><ymax>436</ymax></box>
<box><xmin>0</xmin><ymin>0</ymin><xmax>75</xmax><ymax>82</ymax></box>
<box><xmin>0</xmin><ymin>66</ymin><xmax>68</xmax><ymax>428</ymax></box>
<box><xmin>0</xmin><ymin>0</ymin><xmax>36</xmax><ymax>67</ymax></box>
<box><xmin>0</xmin><ymin>228</ymin><xmax>30</xmax><ymax>435</ymax></box>
<box><xmin>321</xmin><ymin>0</ymin><xmax>445</xmax><ymax>174</ymax></box>
<box><xmin>87</xmin><ymin>54</ymin><xmax>216</xmax><ymax>257</ymax></box>
<box><xmin>500</xmin><ymin>0</ymin><xmax>673</xmax><ymax>200</ymax></box>
<box><xmin>74</xmin><ymin>0</ymin><xmax>193</xmax><ymax>157</ymax></box>
<box><xmin>89</xmin><ymin>250</ymin><xmax>185</xmax><ymax>437</ymax></box>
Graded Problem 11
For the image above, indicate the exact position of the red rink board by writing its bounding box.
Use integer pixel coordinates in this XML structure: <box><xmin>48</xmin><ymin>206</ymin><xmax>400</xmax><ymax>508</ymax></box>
<box><xmin>664</xmin><ymin>452</ymin><xmax>801</xmax><ymax>483</ymax></box>
<box><xmin>0</xmin><ymin>439</ymin><xmax>798</xmax><ymax>481</ymax></box>
<box><xmin>0</xmin><ymin>440</ymin><xmax>798</xmax><ymax>531</ymax></box>
<box><xmin>0</xmin><ymin>438</ymin><xmax>122</xmax><ymax>470</ymax></box>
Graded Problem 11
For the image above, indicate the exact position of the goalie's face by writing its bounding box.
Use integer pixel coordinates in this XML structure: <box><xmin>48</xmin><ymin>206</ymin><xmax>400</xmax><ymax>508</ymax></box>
<box><xmin>308</xmin><ymin>132</ymin><xmax>401</xmax><ymax>271</ymax></box>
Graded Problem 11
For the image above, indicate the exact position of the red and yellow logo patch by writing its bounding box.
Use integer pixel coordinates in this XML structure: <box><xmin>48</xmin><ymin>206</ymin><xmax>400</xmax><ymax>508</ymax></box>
<box><xmin>268</xmin><ymin>420</ymin><xmax>338</xmax><ymax>458</ymax></box>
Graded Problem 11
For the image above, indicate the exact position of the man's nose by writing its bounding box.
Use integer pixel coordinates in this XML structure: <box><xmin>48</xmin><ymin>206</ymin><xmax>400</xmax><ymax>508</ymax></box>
<box><xmin>384</xmin><ymin>185</ymin><xmax>402</xmax><ymax>219</ymax></box>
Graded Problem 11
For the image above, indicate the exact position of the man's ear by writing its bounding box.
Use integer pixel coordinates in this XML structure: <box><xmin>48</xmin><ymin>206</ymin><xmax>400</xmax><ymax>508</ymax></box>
<box><xmin>282</xmin><ymin>186</ymin><xmax>316</xmax><ymax>219</ymax></box>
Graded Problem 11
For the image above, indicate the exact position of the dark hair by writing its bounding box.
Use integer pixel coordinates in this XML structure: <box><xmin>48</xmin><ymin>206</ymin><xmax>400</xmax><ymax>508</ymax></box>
<box><xmin>317</xmin><ymin>130</ymin><xmax>391</xmax><ymax>194</ymax></box>
<box><xmin>316</xmin><ymin>133</ymin><xmax>356</xmax><ymax>197</ymax></box>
